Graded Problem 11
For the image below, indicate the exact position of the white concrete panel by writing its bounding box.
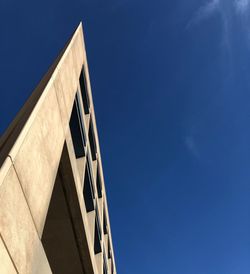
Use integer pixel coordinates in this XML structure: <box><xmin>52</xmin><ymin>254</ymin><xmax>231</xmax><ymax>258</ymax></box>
<box><xmin>56</xmin><ymin>49</ymin><xmax>78</xmax><ymax>120</ymax></box>
<box><xmin>0</xmin><ymin>236</ymin><xmax>17</xmax><ymax>274</ymax></box>
<box><xmin>71</xmin><ymin>30</ymin><xmax>85</xmax><ymax>76</ymax></box>
<box><xmin>12</xmin><ymin>87</ymin><xmax>65</xmax><ymax>237</ymax></box>
<box><xmin>0</xmin><ymin>166</ymin><xmax>51</xmax><ymax>274</ymax></box>
<box><xmin>53</xmin><ymin>75</ymin><xmax>70</xmax><ymax>134</ymax></box>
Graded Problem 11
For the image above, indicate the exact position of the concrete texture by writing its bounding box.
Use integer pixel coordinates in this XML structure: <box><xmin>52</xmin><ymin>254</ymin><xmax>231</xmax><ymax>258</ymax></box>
<box><xmin>0</xmin><ymin>236</ymin><xmax>17</xmax><ymax>274</ymax></box>
<box><xmin>12</xmin><ymin>86</ymin><xmax>65</xmax><ymax>236</ymax></box>
<box><xmin>0</xmin><ymin>23</ymin><xmax>117</xmax><ymax>274</ymax></box>
<box><xmin>0</xmin><ymin>163</ymin><xmax>51</xmax><ymax>274</ymax></box>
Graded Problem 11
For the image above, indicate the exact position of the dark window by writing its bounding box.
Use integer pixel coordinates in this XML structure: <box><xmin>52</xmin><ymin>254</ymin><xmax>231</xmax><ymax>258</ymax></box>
<box><xmin>69</xmin><ymin>93</ymin><xmax>86</xmax><ymax>158</ymax></box>
<box><xmin>110</xmin><ymin>257</ymin><xmax>114</xmax><ymax>274</ymax></box>
<box><xmin>88</xmin><ymin>118</ymin><xmax>97</xmax><ymax>160</ymax></box>
<box><xmin>103</xmin><ymin>208</ymin><xmax>108</xmax><ymax>235</ymax></box>
<box><xmin>108</xmin><ymin>237</ymin><xmax>111</xmax><ymax>259</ymax></box>
<box><xmin>96</xmin><ymin>163</ymin><xmax>102</xmax><ymax>198</ymax></box>
<box><xmin>87</xmin><ymin>153</ymin><xmax>96</xmax><ymax>193</ymax></box>
<box><xmin>79</xmin><ymin>66</ymin><xmax>90</xmax><ymax>114</ymax></box>
<box><xmin>76</xmin><ymin>92</ymin><xmax>87</xmax><ymax>143</ymax></box>
<box><xmin>96</xmin><ymin>206</ymin><xmax>102</xmax><ymax>239</ymax></box>
<box><xmin>94</xmin><ymin>207</ymin><xmax>102</xmax><ymax>254</ymax></box>
<box><xmin>83</xmin><ymin>158</ymin><xmax>95</xmax><ymax>212</ymax></box>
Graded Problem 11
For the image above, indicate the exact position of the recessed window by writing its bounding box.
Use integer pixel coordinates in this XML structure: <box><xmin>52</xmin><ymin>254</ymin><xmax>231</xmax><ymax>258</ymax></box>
<box><xmin>108</xmin><ymin>237</ymin><xmax>111</xmax><ymax>259</ymax></box>
<box><xmin>94</xmin><ymin>207</ymin><xmax>102</xmax><ymax>254</ymax></box>
<box><xmin>87</xmin><ymin>153</ymin><xmax>96</xmax><ymax>193</ymax></box>
<box><xmin>69</xmin><ymin>92</ymin><xmax>86</xmax><ymax>158</ymax></box>
<box><xmin>96</xmin><ymin>163</ymin><xmax>102</xmax><ymax>198</ymax></box>
<box><xmin>76</xmin><ymin>92</ymin><xmax>87</xmax><ymax>143</ymax></box>
<box><xmin>96</xmin><ymin>206</ymin><xmax>102</xmax><ymax>238</ymax></box>
<box><xmin>83</xmin><ymin>157</ymin><xmax>95</xmax><ymax>212</ymax></box>
<box><xmin>88</xmin><ymin>118</ymin><xmax>97</xmax><ymax>160</ymax></box>
<box><xmin>79</xmin><ymin>66</ymin><xmax>90</xmax><ymax>114</ymax></box>
<box><xmin>110</xmin><ymin>257</ymin><xmax>114</xmax><ymax>274</ymax></box>
<box><xmin>103</xmin><ymin>208</ymin><xmax>108</xmax><ymax>235</ymax></box>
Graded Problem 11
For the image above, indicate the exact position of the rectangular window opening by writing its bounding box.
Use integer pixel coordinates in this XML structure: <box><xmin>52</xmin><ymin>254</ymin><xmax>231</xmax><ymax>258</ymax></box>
<box><xmin>96</xmin><ymin>205</ymin><xmax>102</xmax><ymax>239</ymax></box>
<box><xmin>108</xmin><ymin>237</ymin><xmax>111</xmax><ymax>259</ymax></box>
<box><xmin>111</xmin><ymin>258</ymin><xmax>114</xmax><ymax>274</ymax></box>
<box><xmin>88</xmin><ymin>118</ymin><xmax>97</xmax><ymax>161</ymax></box>
<box><xmin>94</xmin><ymin>208</ymin><xmax>102</xmax><ymax>254</ymax></box>
<box><xmin>103</xmin><ymin>208</ymin><xmax>108</xmax><ymax>235</ymax></box>
<box><xmin>69</xmin><ymin>93</ymin><xmax>86</xmax><ymax>158</ymax></box>
<box><xmin>96</xmin><ymin>163</ymin><xmax>102</xmax><ymax>198</ymax></box>
<box><xmin>76</xmin><ymin>92</ymin><xmax>87</xmax><ymax>144</ymax></box>
<box><xmin>83</xmin><ymin>157</ymin><xmax>95</xmax><ymax>212</ymax></box>
<box><xmin>79</xmin><ymin>66</ymin><xmax>90</xmax><ymax>114</ymax></box>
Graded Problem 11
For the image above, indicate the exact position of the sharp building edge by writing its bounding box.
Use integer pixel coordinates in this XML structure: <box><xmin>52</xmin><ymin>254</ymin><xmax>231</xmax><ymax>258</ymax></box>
<box><xmin>0</xmin><ymin>22</ymin><xmax>117</xmax><ymax>274</ymax></box>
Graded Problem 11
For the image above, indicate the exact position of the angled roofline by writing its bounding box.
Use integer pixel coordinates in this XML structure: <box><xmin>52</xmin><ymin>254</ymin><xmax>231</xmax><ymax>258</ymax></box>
<box><xmin>0</xmin><ymin>23</ymin><xmax>82</xmax><ymax>168</ymax></box>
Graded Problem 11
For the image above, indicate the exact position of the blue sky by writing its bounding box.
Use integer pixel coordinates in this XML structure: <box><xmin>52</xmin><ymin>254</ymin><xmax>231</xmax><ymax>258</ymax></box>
<box><xmin>1</xmin><ymin>0</ymin><xmax>250</xmax><ymax>273</ymax></box>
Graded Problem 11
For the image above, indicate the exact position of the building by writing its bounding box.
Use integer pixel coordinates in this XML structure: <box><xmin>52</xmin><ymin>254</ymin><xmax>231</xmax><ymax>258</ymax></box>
<box><xmin>0</xmin><ymin>23</ymin><xmax>116</xmax><ymax>274</ymax></box>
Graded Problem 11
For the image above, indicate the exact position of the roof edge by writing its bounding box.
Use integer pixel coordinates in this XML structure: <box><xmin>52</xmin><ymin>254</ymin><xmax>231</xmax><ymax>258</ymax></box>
<box><xmin>0</xmin><ymin>22</ymin><xmax>82</xmax><ymax>168</ymax></box>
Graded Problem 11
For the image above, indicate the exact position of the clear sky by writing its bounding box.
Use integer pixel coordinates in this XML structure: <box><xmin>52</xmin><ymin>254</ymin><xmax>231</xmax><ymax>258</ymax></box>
<box><xmin>1</xmin><ymin>0</ymin><xmax>250</xmax><ymax>273</ymax></box>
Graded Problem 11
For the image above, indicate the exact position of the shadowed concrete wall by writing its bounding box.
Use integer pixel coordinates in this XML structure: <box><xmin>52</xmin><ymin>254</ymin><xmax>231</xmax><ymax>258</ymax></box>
<box><xmin>42</xmin><ymin>146</ymin><xmax>84</xmax><ymax>274</ymax></box>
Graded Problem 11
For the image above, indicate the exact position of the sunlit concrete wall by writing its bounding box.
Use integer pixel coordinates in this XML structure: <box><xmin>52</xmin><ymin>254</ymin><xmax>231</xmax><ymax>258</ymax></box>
<box><xmin>0</xmin><ymin>23</ymin><xmax>116</xmax><ymax>274</ymax></box>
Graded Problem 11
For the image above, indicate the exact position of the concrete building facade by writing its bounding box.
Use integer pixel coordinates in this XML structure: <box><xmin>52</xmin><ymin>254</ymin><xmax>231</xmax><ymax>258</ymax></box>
<box><xmin>0</xmin><ymin>23</ymin><xmax>116</xmax><ymax>274</ymax></box>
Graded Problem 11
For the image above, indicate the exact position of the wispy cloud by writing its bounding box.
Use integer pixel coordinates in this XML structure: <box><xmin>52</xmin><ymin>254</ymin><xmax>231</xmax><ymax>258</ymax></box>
<box><xmin>187</xmin><ymin>0</ymin><xmax>220</xmax><ymax>28</ymax></box>
<box><xmin>187</xmin><ymin>0</ymin><xmax>233</xmax><ymax>58</ymax></box>
<box><xmin>188</xmin><ymin>0</ymin><xmax>250</xmax><ymax>33</ymax></box>
<box><xmin>187</xmin><ymin>0</ymin><xmax>250</xmax><ymax>61</ymax></box>
<box><xmin>234</xmin><ymin>0</ymin><xmax>250</xmax><ymax>13</ymax></box>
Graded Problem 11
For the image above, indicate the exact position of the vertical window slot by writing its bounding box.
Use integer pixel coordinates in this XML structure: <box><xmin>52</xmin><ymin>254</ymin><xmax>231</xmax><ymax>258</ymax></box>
<box><xmin>96</xmin><ymin>163</ymin><xmax>102</xmax><ymax>198</ymax></box>
<box><xmin>79</xmin><ymin>66</ymin><xmax>90</xmax><ymax>114</ymax></box>
<box><xmin>103</xmin><ymin>208</ymin><xmax>108</xmax><ymax>235</ymax></box>
<box><xmin>69</xmin><ymin>93</ymin><xmax>86</xmax><ymax>158</ymax></box>
<box><xmin>83</xmin><ymin>158</ymin><xmax>95</xmax><ymax>212</ymax></box>
<box><xmin>94</xmin><ymin>207</ymin><xmax>102</xmax><ymax>254</ymax></box>
<box><xmin>88</xmin><ymin>118</ymin><xmax>97</xmax><ymax>160</ymax></box>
